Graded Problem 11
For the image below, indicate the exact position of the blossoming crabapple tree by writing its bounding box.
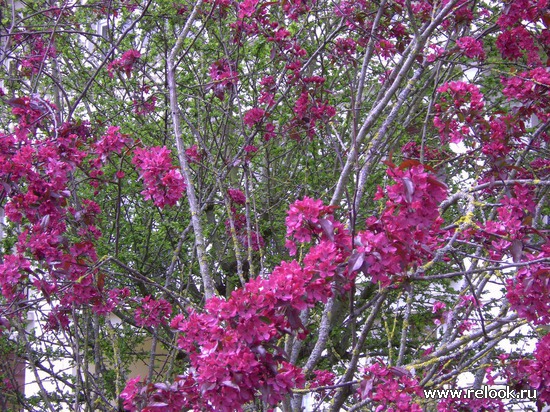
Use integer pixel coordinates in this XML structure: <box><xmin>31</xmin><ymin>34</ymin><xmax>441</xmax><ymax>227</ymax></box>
<box><xmin>0</xmin><ymin>0</ymin><xmax>549</xmax><ymax>410</ymax></box>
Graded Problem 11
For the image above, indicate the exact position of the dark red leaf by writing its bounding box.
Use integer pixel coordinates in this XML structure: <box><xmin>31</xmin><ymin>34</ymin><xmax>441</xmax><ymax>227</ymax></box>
<box><xmin>383</xmin><ymin>159</ymin><xmax>396</xmax><ymax>169</ymax></box>
<box><xmin>6</xmin><ymin>97</ymin><xmax>27</xmax><ymax>108</ymax></box>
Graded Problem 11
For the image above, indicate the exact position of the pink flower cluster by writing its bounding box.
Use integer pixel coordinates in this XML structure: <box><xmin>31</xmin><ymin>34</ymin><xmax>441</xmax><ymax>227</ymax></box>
<box><xmin>481</xmin><ymin>185</ymin><xmax>535</xmax><ymax>260</ymax></box>
<box><xmin>479</xmin><ymin>116</ymin><xmax>514</xmax><ymax>158</ymax></box>
<box><xmin>496</xmin><ymin>0</ymin><xmax>544</xmax><ymax>28</ymax></box>
<box><xmin>165</xmin><ymin>267</ymin><xmax>320</xmax><ymax>410</ymax></box>
<box><xmin>376</xmin><ymin>39</ymin><xmax>396</xmax><ymax>59</ymax></box>
<box><xmin>185</xmin><ymin>144</ymin><xmax>203</xmax><ymax>163</ymax></box>
<box><xmin>0</xmin><ymin>99</ymin><xmax>133</xmax><ymax>322</ymax></box>
<box><xmin>282</xmin><ymin>0</ymin><xmax>312</xmax><ymax>20</ymax></box>
<box><xmin>207</xmin><ymin>59</ymin><xmax>238</xmax><ymax>100</ymax></box>
<box><xmin>507</xmin><ymin>263</ymin><xmax>550</xmax><ymax>325</ymax></box>
<box><xmin>310</xmin><ymin>369</ymin><xmax>336</xmax><ymax>389</ymax></box>
<box><xmin>238</xmin><ymin>0</ymin><xmax>258</xmax><ymax>19</ymax></box>
<box><xmin>93</xmin><ymin>126</ymin><xmax>132</xmax><ymax>165</ymax></box>
<box><xmin>120</xmin><ymin>374</ymin><xmax>202</xmax><ymax>412</ymax></box>
<box><xmin>525</xmin><ymin>334</ymin><xmax>550</xmax><ymax>403</ymax></box>
<box><xmin>289</xmin><ymin>91</ymin><xmax>336</xmax><ymax>139</ymax></box>
<box><xmin>354</xmin><ymin>165</ymin><xmax>447</xmax><ymax>286</ymax></box>
<box><xmin>20</xmin><ymin>36</ymin><xmax>57</xmax><ymax>76</ymax></box>
<box><xmin>134</xmin><ymin>296</ymin><xmax>172</xmax><ymax>327</ymax></box>
<box><xmin>259</xmin><ymin>76</ymin><xmax>276</xmax><ymax>108</ymax></box>
<box><xmin>132</xmin><ymin>146</ymin><xmax>186</xmax><ymax>208</ymax></box>
<box><xmin>441</xmin><ymin>0</ymin><xmax>473</xmax><ymax>28</ymax></box>
<box><xmin>133</xmin><ymin>95</ymin><xmax>156</xmax><ymax>116</ymax></box>
<box><xmin>456</xmin><ymin>36</ymin><xmax>485</xmax><ymax>60</ymax></box>
<box><xmin>227</xmin><ymin>188</ymin><xmax>246</xmax><ymax>205</ymax></box>
<box><xmin>358</xmin><ymin>362</ymin><xmax>423</xmax><ymax>412</ymax></box>
<box><xmin>243</xmin><ymin>107</ymin><xmax>266</xmax><ymax>127</ymax></box>
<box><xmin>434</xmin><ymin>81</ymin><xmax>485</xmax><ymax>143</ymax></box>
<box><xmin>291</xmin><ymin>92</ymin><xmax>336</xmax><ymax>138</ymax></box>
<box><xmin>502</xmin><ymin>68</ymin><xmax>550</xmax><ymax>121</ymax></box>
<box><xmin>284</xmin><ymin>197</ymin><xmax>343</xmax><ymax>255</ymax></box>
<box><xmin>44</xmin><ymin>306</ymin><xmax>71</xmax><ymax>332</ymax></box>
<box><xmin>107</xmin><ymin>49</ymin><xmax>141</xmax><ymax>78</ymax></box>
<box><xmin>503</xmin><ymin>334</ymin><xmax>550</xmax><ymax>404</ymax></box>
<box><xmin>330</xmin><ymin>37</ymin><xmax>357</xmax><ymax>65</ymax></box>
<box><xmin>0</xmin><ymin>255</ymin><xmax>31</xmax><ymax>301</ymax></box>
<box><xmin>426</xmin><ymin>44</ymin><xmax>447</xmax><ymax>62</ymax></box>
<box><xmin>496</xmin><ymin>26</ymin><xmax>541</xmax><ymax>64</ymax></box>
<box><xmin>94</xmin><ymin>287</ymin><xmax>131</xmax><ymax>316</ymax></box>
<box><xmin>496</xmin><ymin>0</ymin><xmax>547</xmax><ymax>65</ymax></box>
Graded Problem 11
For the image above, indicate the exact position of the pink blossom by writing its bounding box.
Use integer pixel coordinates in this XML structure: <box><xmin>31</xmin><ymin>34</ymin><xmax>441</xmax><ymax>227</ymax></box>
<box><xmin>310</xmin><ymin>369</ymin><xmax>336</xmax><ymax>388</ymax></box>
<box><xmin>330</xmin><ymin>37</ymin><xmax>357</xmax><ymax>65</ymax></box>
<box><xmin>376</xmin><ymin>39</ymin><xmax>397</xmax><ymax>58</ymax></box>
<box><xmin>260</xmin><ymin>76</ymin><xmax>275</xmax><ymax>86</ymax></box>
<box><xmin>358</xmin><ymin>361</ymin><xmax>423</xmax><ymax>411</ymax></box>
<box><xmin>507</xmin><ymin>264</ymin><xmax>550</xmax><ymax>325</ymax></box>
<box><xmin>432</xmin><ymin>301</ymin><xmax>446</xmax><ymax>313</ymax></box>
<box><xmin>132</xmin><ymin>146</ymin><xmax>186</xmax><ymax>208</ymax></box>
<box><xmin>44</xmin><ymin>306</ymin><xmax>71</xmax><ymax>331</ymax></box>
<box><xmin>285</xmin><ymin>197</ymin><xmax>335</xmax><ymax>253</ymax></box>
<box><xmin>20</xmin><ymin>36</ymin><xmax>56</xmax><ymax>76</ymax></box>
<box><xmin>496</xmin><ymin>26</ymin><xmax>541</xmax><ymax>65</ymax></box>
<box><xmin>456</xmin><ymin>36</ymin><xmax>485</xmax><ymax>60</ymax></box>
<box><xmin>208</xmin><ymin>59</ymin><xmax>238</xmax><ymax>100</ymax></box>
<box><xmin>271</xmin><ymin>27</ymin><xmax>291</xmax><ymax>41</ymax></box>
<box><xmin>243</xmin><ymin>107</ymin><xmax>266</xmax><ymax>127</ymax></box>
<box><xmin>185</xmin><ymin>144</ymin><xmax>203</xmax><ymax>163</ymax></box>
<box><xmin>502</xmin><ymin>68</ymin><xmax>550</xmax><ymax>121</ymax></box>
<box><xmin>228</xmin><ymin>188</ymin><xmax>246</xmax><ymax>205</ymax></box>
<box><xmin>120</xmin><ymin>376</ymin><xmax>144</xmax><ymax>412</ymax></box>
<box><xmin>238</xmin><ymin>0</ymin><xmax>258</xmax><ymax>19</ymax></box>
<box><xmin>0</xmin><ymin>255</ymin><xmax>30</xmax><ymax>301</ymax></box>
<box><xmin>107</xmin><ymin>49</ymin><xmax>141</xmax><ymax>78</ymax></box>
<box><xmin>93</xmin><ymin>126</ymin><xmax>131</xmax><ymax>163</ymax></box>
<box><xmin>497</xmin><ymin>0</ymin><xmax>545</xmax><ymax>29</ymax></box>
<box><xmin>434</xmin><ymin>81</ymin><xmax>485</xmax><ymax>143</ymax></box>
<box><xmin>426</xmin><ymin>44</ymin><xmax>446</xmax><ymax>62</ymax></box>
<box><xmin>529</xmin><ymin>334</ymin><xmax>550</xmax><ymax>403</ymax></box>
<box><xmin>134</xmin><ymin>296</ymin><xmax>173</xmax><ymax>327</ymax></box>
<box><xmin>458</xmin><ymin>295</ymin><xmax>479</xmax><ymax>308</ymax></box>
<box><xmin>133</xmin><ymin>95</ymin><xmax>156</xmax><ymax>115</ymax></box>
<box><xmin>263</xmin><ymin>123</ymin><xmax>276</xmax><ymax>141</ymax></box>
<box><xmin>282</xmin><ymin>0</ymin><xmax>312</xmax><ymax>20</ymax></box>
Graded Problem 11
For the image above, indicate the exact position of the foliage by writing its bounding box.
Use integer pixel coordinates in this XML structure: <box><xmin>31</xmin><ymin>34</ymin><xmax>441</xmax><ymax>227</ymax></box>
<box><xmin>0</xmin><ymin>0</ymin><xmax>549</xmax><ymax>410</ymax></box>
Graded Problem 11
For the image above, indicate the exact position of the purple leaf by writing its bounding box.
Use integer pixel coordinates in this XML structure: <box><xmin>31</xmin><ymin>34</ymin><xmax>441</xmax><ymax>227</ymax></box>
<box><xmin>510</xmin><ymin>239</ymin><xmax>523</xmax><ymax>263</ymax></box>
<box><xmin>402</xmin><ymin>177</ymin><xmax>414</xmax><ymax>203</ymax></box>
<box><xmin>222</xmin><ymin>380</ymin><xmax>241</xmax><ymax>390</ymax></box>
<box><xmin>348</xmin><ymin>251</ymin><xmax>365</xmax><ymax>276</ymax></box>
<box><xmin>318</xmin><ymin>218</ymin><xmax>334</xmax><ymax>241</ymax></box>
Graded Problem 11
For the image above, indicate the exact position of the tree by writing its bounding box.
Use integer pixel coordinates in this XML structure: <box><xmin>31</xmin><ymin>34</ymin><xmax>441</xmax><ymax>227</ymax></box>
<box><xmin>0</xmin><ymin>0</ymin><xmax>549</xmax><ymax>410</ymax></box>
